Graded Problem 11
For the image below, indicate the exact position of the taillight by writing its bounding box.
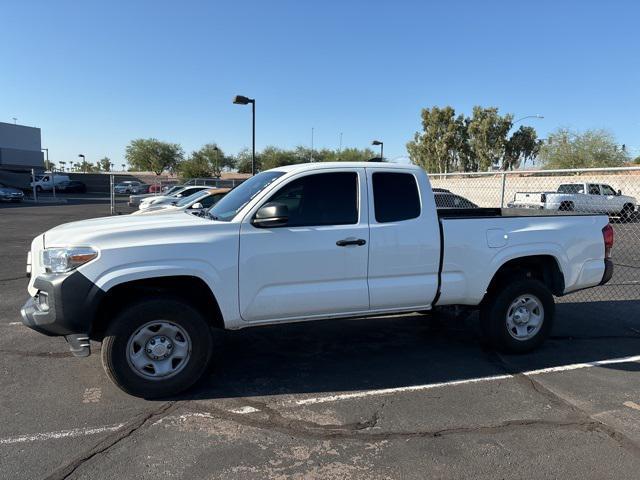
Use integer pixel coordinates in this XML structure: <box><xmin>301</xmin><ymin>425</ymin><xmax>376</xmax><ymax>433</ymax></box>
<box><xmin>541</xmin><ymin>193</ymin><xmax>547</xmax><ymax>203</ymax></box>
<box><xmin>602</xmin><ymin>224</ymin><xmax>614</xmax><ymax>258</ymax></box>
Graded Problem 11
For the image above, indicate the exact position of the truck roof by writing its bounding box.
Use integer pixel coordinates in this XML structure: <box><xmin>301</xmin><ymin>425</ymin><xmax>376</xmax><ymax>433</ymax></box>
<box><xmin>271</xmin><ymin>162</ymin><xmax>422</xmax><ymax>173</ymax></box>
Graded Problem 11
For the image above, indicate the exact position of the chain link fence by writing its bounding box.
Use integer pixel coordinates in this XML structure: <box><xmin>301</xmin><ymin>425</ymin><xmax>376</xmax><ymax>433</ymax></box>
<box><xmin>429</xmin><ymin>166</ymin><xmax>640</xmax><ymax>304</ymax></box>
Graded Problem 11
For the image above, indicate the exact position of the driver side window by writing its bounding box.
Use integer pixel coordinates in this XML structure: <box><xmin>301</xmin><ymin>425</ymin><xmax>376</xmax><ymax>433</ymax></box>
<box><xmin>601</xmin><ymin>185</ymin><xmax>616</xmax><ymax>196</ymax></box>
<box><xmin>265</xmin><ymin>172</ymin><xmax>358</xmax><ymax>227</ymax></box>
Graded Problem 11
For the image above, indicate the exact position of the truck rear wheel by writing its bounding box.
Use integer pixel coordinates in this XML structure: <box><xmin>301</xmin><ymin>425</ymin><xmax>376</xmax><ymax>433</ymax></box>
<box><xmin>559</xmin><ymin>201</ymin><xmax>574</xmax><ymax>211</ymax></box>
<box><xmin>621</xmin><ymin>204</ymin><xmax>635</xmax><ymax>223</ymax></box>
<box><xmin>480</xmin><ymin>278</ymin><xmax>554</xmax><ymax>353</ymax></box>
<box><xmin>101</xmin><ymin>298</ymin><xmax>213</xmax><ymax>398</ymax></box>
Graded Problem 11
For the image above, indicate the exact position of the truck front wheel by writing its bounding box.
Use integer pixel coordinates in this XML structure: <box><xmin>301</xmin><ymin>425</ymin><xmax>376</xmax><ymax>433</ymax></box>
<box><xmin>101</xmin><ymin>298</ymin><xmax>213</xmax><ymax>398</ymax></box>
<box><xmin>480</xmin><ymin>278</ymin><xmax>554</xmax><ymax>353</ymax></box>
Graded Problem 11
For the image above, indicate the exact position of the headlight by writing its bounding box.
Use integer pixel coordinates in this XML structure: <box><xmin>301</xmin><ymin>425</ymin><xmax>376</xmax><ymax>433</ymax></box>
<box><xmin>41</xmin><ymin>247</ymin><xmax>98</xmax><ymax>274</ymax></box>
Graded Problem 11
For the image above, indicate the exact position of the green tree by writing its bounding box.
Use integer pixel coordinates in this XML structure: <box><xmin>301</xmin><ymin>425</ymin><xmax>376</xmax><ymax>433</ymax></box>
<box><xmin>333</xmin><ymin>147</ymin><xmax>376</xmax><ymax>162</ymax></box>
<box><xmin>538</xmin><ymin>128</ymin><xmax>628</xmax><ymax>169</ymax></box>
<box><xmin>235</xmin><ymin>148</ymin><xmax>262</xmax><ymax>174</ymax></box>
<box><xmin>632</xmin><ymin>155</ymin><xmax>640</xmax><ymax>164</ymax></box>
<box><xmin>407</xmin><ymin>106</ymin><xmax>468</xmax><ymax>173</ymax></box>
<box><xmin>44</xmin><ymin>160</ymin><xmax>55</xmax><ymax>171</ymax></box>
<box><xmin>261</xmin><ymin>146</ymin><xmax>299</xmax><ymax>170</ymax></box>
<box><xmin>97</xmin><ymin>157</ymin><xmax>112</xmax><ymax>172</ymax></box>
<box><xmin>76</xmin><ymin>159</ymin><xmax>98</xmax><ymax>172</ymax></box>
<box><xmin>191</xmin><ymin>143</ymin><xmax>229</xmax><ymax>177</ymax></box>
<box><xmin>125</xmin><ymin>138</ymin><xmax>184</xmax><ymax>175</ymax></box>
<box><xmin>467</xmin><ymin>106</ymin><xmax>513</xmax><ymax>171</ymax></box>
<box><xmin>504</xmin><ymin>126</ymin><xmax>541</xmax><ymax>170</ymax></box>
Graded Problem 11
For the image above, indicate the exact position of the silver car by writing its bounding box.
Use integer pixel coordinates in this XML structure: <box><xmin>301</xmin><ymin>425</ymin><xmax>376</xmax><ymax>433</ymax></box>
<box><xmin>0</xmin><ymin>183</ymin><xmax>25</xmax><ymax>202</ymax></box>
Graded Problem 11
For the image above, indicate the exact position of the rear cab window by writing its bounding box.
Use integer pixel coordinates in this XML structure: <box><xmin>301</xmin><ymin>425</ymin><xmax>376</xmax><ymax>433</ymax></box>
<box><xmin>371</xmin><ymin>172</ymin><xmax>421</xmax><ymax>223</ymax></box>
<box><xmin>558</xmin><ymin>184</ymin><xmax>584</xmax><ymax>194</ymax></box>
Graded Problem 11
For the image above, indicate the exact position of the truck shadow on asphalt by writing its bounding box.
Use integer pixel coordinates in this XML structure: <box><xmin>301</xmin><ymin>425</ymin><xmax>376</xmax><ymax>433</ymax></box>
<box><xmin>182</xmin><ymin>299</ymin><xmax>640</xmax><ymax>400</ymax></box>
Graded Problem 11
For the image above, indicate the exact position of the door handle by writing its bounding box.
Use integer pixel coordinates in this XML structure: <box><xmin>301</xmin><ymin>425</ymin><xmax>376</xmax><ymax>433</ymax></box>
<box><xmin>336</xmin><ymin>238</ymin><xmax>366</xmax><ymax>247</ymax></box>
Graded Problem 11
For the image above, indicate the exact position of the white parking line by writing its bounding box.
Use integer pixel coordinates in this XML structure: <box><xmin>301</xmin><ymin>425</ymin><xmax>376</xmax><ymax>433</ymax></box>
<box><xmin>623</xmin><ymin>401</ymin><xmax>640</xmax><ymax>412</ymax></box>
<box><xmin>0</xmin><ymin>423</ymin><xmax>125</xmax><ymax>445</ymax></box>
<box><xmin>8</xmin><ymin>322</ymin><xmax>22</xmax><ymax>326</ymax></box>
<box><xmin>291</xmin><ymin>354</ymin><xmax>640</xmax><ymax>406</ymax></box>
<box><xmin>82</xmin><ymin>387</ymin><xmax>102</xmax><ymax>403</ymax></box>
<box><xmin>229</xmin><ymin>406</ymin><xmax>260</xmax><ymax>414</ymax></box>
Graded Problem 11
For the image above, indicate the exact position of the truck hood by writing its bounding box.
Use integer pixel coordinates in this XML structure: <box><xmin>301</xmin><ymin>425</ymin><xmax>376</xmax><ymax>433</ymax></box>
<box><xmin>44</xmin><ymin>212</ymin><xmax>209</xmax><ymax>247</ymax></box>
<box><xmin>132</xmin><ymin>204</ymin><xmax>182</xmax><ymax>215</ymax></box>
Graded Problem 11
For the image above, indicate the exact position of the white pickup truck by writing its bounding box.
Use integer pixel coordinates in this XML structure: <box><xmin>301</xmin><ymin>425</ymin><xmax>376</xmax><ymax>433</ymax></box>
<box><xmin>30</xmin><ymin>173</ymin><xmax>71</xmax><ymax>193</ymax></box>
<box><xmin>21</xmin><ymin>163</ymin><xmax>614</xmax><ymax>398</ymax></box>
<box><xmin>510</xmin><ymin>182</ymin><xmax>637</xmax><ymax>220</ymax></box>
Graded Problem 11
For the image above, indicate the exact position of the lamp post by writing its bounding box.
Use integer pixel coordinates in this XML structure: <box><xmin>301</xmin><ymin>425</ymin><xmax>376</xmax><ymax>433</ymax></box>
<box><xmin>78</xmin><ymin>154</ymin><xmax>86</xmax><ymax>172</ymax></box>
<box><xmin>42</xmin><ymin>148</ymin><xmax>55</xmax><ymax>198</ymax></box>
<box><xmin>513</xmin><ymin>114</ymin><xmax>544</xmax><ymax>126</ymax></box>
<box><xmin>233</xmin><ymin>95</ymin><xmax>256</xmax><ymax>175</ymax></box>
<box><xmin>372</xmin><ymin>140</ymin><xmax>384</xmax><ymax>161</ymax></box>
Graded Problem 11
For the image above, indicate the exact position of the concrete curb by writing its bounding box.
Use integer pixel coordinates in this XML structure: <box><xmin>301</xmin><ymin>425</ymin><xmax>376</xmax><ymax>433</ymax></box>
<box><xmin>23</xmin><ymin>198</ymin><xmax>69</xmax><ymax>204</ymax></box>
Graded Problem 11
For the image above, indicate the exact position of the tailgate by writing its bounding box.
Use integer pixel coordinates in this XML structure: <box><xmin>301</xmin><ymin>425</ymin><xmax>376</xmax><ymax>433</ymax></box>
<box><xmin>514</xmin><ymin>192</ymin><xmax>544</xmax><ymax>204</ymax></box>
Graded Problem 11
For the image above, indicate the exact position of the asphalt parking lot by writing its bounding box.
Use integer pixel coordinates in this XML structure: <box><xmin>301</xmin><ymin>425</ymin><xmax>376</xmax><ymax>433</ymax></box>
<box><xmin>2</xmin><ymin>199</ymin><xmax>640</xmax><ymax>479</ymax></box>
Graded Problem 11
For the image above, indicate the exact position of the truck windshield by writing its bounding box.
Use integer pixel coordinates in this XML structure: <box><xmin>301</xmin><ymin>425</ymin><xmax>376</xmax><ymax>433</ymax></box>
<box><xmin>207</xmin><ymin>171</ymin><xmax>284</xmax><ymax>221</ymax></box>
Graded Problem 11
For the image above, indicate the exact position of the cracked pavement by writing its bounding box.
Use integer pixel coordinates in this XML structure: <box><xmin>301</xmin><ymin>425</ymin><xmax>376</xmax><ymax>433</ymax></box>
<box><xmin>2</xmin><ymin>200</ymin><xmax>640</xmax><ymax>479</ymax></box>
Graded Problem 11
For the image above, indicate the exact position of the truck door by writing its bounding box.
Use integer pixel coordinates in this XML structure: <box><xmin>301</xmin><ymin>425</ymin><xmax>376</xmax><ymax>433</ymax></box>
<box><xmin>238</xmin><ymin>168</ymin><xmax>370</xmax><ymax>322</ymax></box>
<box><xmin>366</xmin><ymin>169</ymin><xmax>440</xmax><ymax>310</ymax></box>
<box><xmin>586</xmin><ymin>183</ymin><xmax>602</xmax><ymax>212</ymax></box>
<box><xmin>600</xmin><ymin>184</ymin><xmax>621</xmax><ymax>214</ymax></box>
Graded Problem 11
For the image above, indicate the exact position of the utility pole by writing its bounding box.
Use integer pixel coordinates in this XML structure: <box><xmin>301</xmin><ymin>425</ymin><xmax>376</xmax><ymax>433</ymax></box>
<box><xmin>310</xmin><ymin>127</ymin><xmax>314</xmax><ymax>162</ymax></box>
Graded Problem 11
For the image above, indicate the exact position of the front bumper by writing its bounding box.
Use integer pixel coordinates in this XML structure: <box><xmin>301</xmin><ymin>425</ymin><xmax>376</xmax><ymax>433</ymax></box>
<box><xmin>21</xmin><ymin>271</ymin><xmax>104</xmax><ymax>353</ymax></box>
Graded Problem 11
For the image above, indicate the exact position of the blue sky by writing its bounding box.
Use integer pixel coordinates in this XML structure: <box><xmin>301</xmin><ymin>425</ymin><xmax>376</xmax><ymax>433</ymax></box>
<box><xmin>2</xmin><ymin>0</ymin><xmax>639</xmax><ymax>166</ymax></box>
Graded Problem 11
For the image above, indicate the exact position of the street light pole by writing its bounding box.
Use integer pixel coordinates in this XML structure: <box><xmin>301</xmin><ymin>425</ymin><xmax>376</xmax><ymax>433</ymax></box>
<box><xmin>233</xmin><ymin>95</ymin><xmax>256</xmax><ymax>175</ymax></box>
<box><xmin>513</xmin><ymin>114</ymin><xmax>544</xmax><ymax>126</ymax></box>
<box><xmin>42</xmin><ymin>148</ymin><xmax>55</xmax><ymax>198</ymax></box>
<box><xmin>78</xmin><ymin>154</ymin><xmax>86</xmax><ymax>173</ymax></box>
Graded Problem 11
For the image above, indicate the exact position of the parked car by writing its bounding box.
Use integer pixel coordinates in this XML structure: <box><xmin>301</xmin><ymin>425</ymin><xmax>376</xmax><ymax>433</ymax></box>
<box><xmin>58</xmin><ymin>181</ymin><xmax>87</xmax><ymax>193</ymax></box>
<box><xmin>434</xmin><ymin>192</ymin><xmax>478</xmax><ymax>209</ymax></box>
<box><xmin>114</xmin><ymin>181</ymin><xmax>148</xmax><ymax>195</ymax></box>
<box><xmin>137</xmin><ymin>186</ymin><xmax>210</xmax><ymax>211</ymax></box>
<box><xmin>128</xmin><ymin>185</ymin><xmax>184</xmax><ymax>207</ymax></box>
<box><xmin>21</xmin><ymin>162</ymin><xmax>614</xmax><ymax>398</ymax></box>
<box><xmin>0</xmin><ymin>183</ymin><xmax>25</xmax><ymax>202</ymax></box>
<box><xmin>510</xmin><ymin>183</ymin><xmax>637</xmax><ymax>220</ymax></box>
<box><xmin>130</xmin><ymin>188</ymin><xmax>230</xmax><ymax>216</ymax></box>
<box><xmin>30</xmin><ymin>173</ymin><xmax>70</xmax><ymax>193</ymax></box>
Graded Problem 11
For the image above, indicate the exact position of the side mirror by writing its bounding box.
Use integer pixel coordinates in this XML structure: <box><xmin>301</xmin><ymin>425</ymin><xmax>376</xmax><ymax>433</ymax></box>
<box><xmin>617</xmin><ymin>189</ymin><xmax>622</xmax><ymax>196</ymax></box>
<box><xmin>191</xmin><ymin>202</ymin><xmax>203</xmax><ymax>210</ymax></box>
<box><xmin>252</xmin><ymin>203</ymin><xmax>289</xmax><ymax>228</ymax></box>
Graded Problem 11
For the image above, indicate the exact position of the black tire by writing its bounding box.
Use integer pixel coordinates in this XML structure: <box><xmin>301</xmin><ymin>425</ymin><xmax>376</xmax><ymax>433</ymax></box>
<box><xmin>621</xmin><ymin>204</ymin><xmax>635</xmax><ymax>223</ymax></box>
<box><xmin>559</xmin><ymin>201</ymin><xmax>574</xmax><ymax>212</ymax></box>
<box><xmin>101</xmin><ymin>298</ymin><xmax>213</xmax><ymax>398</ymax></box>
<box><xmin>480</xmin><ymin>278</ymin><xmax>554</xmax><ymax>353</ymax></box>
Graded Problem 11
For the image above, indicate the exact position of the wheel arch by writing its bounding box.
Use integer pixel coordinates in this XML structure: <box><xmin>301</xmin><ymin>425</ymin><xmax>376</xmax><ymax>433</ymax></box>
<box><xmin>482</xmin><ymin>255</ymin><xmax>565</xmax><ymax>305</ymax></box>
<box><xmin>91</xmin><ymin>275</ymin><xmax>225</xmax><ymax>341</ymax></box>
